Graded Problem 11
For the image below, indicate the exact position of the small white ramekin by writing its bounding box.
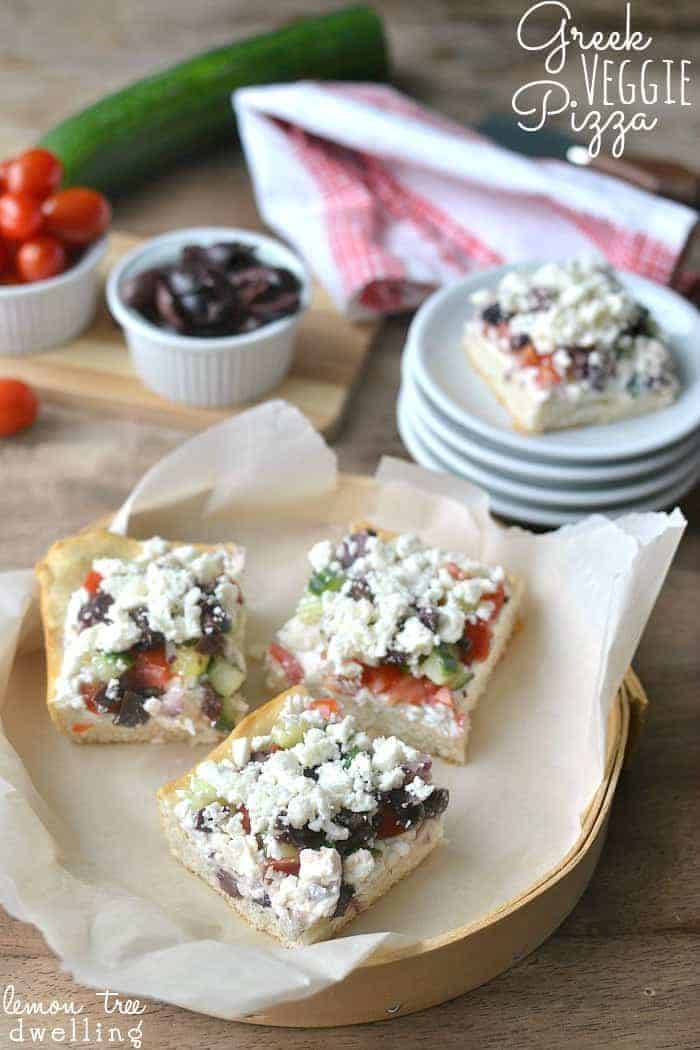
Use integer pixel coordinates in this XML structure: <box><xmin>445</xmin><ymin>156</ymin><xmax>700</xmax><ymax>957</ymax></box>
<box><xmin>0</xmin><ymin>237</ymin><xmax>108</xmax><ymax>356</ymax></box>
<box><xmin>106</xmin><ymin>226</ymin><xmax>310</xmax><ymax>407</ymax></box>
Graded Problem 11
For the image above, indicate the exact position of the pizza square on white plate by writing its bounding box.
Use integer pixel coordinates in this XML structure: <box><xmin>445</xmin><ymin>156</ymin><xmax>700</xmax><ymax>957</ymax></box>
<box><xmin>265</xmin><ymin>525</ymin><xmax>523</xmax><ymax>763</ymax></box>
<box><xmin>463</xmin><ymin>259</ymin><xmax>679</xmax><ymax>434</ymax></box>
<box><xmin>157</xmin><ymin>687</ymin><xmax>450</xmax><ymax>947</ymax></box>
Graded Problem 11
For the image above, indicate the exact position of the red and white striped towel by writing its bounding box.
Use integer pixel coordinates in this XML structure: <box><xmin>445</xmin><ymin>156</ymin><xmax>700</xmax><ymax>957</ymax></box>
<box><xmin>233</xmin><ymin>82</ymin><xmax>697</xmax><ymax>320</ymax></box>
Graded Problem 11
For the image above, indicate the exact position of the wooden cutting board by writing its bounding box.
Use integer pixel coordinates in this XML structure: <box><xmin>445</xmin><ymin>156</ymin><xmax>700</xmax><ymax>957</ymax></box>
<box><xmin>0</xmin><ymin>232</ymin><xmax>378</xmax><ymax>436</ymax></box>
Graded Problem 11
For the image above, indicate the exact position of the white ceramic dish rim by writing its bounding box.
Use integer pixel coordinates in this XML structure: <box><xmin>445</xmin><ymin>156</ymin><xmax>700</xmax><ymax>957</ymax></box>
<box><xmin>106</xmin><ymin>226</ymin><xmax>311</xmax><ymax>352</ymax></box>
<box><xmin>398</xmin><ymin>394</ymin><xmax>699</xmax><ymax>527</ymax></box>
<box><xmin>0</xmin><ymin>236</ymin><xmax>108</xmax><ymax>298</ymax></box>
<box><xmin>400</xmin><ymin>385</ymin><xmax>700</xmax><ymax>508</ymax></box>
<box><xmin>406</xmin><ymin>262</ymin><xmax>700</xmax><ymax>462</ymax></box>
<box><xmin>402</xmin><ymin>357</ymin><xmax>700</xmax><ymax>482</ymax></box>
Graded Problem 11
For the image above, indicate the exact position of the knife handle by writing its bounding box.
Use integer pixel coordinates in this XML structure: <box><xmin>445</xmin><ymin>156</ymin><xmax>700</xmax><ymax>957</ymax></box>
<box><xmin>587</xmin><ymin>154</ymin><xmax>700</xmax><ymax>207</ymax></box>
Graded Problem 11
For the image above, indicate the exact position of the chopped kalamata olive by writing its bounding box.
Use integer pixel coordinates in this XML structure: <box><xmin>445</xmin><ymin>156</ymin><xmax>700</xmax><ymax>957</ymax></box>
<box><xmin>155</xmin><ymin>277</ymin><xmax>186</xmax><ymax>331</ymax></box>
<box><xmin>123</xmin><ymin>241</ymin><xmax>302</xmax><ymax>339</ymax></box>
<box><xmin>332</xmin><ymin>809</ymin><xmax>381</xmax><ymax>856</ymax></box>
<box><xmin>482</xmin><ymin>302</ymin><xmax>504</xmax><ymax>326</ymax></box>
<box><xmin>510</xmin><ymin>333</ymin><xmax>530</xmax><ymax>350</ymax></box>
<box><xmin>337</xmin><ymin>529</ymin><xmax>376</xmax><ymax>569</ymax></box>
<box><xmin>77</xmin><ymin>591</ymin><xmax>113</xmax><ymax>630</ymax></box>
<box><xmin>130</xmin><ymin>607</ymin><xmax>166</xmax><ymax>651</ymax></box>
<box><xmin>348</xmin><ymin>578</ymin><xmax>372</xmax><ymax>601</ymax></box>
<box><xmin>200</xmin><ymin>684</ymin><xmax>222</xmax><ymax>723</ymax></box>
<box><xmin>274</xmin><ymin>816</ymin><xmax>326</xmax><ymax>850</ymax></box>
<box><xmin>113</xmin><ymin>689</ymin><xmax>150</xmax><ymax>727</ymax></box>
<box><xmin>381</xmin><ymin>787</ymin><xmax>425</xmax><ymax>830</ymax></box>
<box><xmin>121</xmin><ymin>267</ymin><xmax>161</xmax><ymax>313</ymax></box>
<box><xmin>417</xmin><ymin>605</ymin><xmax>440</xmax><ymax>633</ymax></box>
<box><xmin>423</xmin><ymin>787</ymin><xmax>450</xmax><ymax>818</ymax></box>
<box><xmin>217</xmin><ymin>869</ymin><xmax>240</xmax><ymax>898</ymax></box>
<box><xmin>333</xmin><ymin>880</ymin><xmax>355</xmax><ymax>918</ymax></box>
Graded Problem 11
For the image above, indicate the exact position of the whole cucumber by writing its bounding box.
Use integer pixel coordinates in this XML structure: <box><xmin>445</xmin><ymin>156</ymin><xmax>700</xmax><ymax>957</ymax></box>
<box><xmin>38</xmin><ymin>6</ymin><xmax>388</xmax><ymax>195</ymax></box>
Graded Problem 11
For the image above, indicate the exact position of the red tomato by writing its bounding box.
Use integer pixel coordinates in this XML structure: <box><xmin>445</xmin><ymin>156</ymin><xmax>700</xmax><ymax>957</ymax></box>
<box><xmin>0</xmin><ymin>238</ymin><xmax>8</xmax><ymax>273</ymax></box>
<box><xmin>239</xmin><ymin>806</ymin><xmax>251</xmax><ymax>834</ymax></box>
<box><xmin>461</xmin><ymin>620</ymin><xmax>491</xmax><ymax>664</ymax></box>
<box><xmin>537</xmin><ymin>356</ymin><xmax>560</xmax><ymax>388</ymax></box>
<box><xmin>362</xmin><ymin>664</ymin><xmax>437</xmax><ymax>706</ymax></box>
<box><xmin>0</xmin><ymin>378</ymin><xmax>38</xmax><ymax>437</ymax></box>
<box><xmin>268</xmin><ymin>642</ymin><xmax>303</xmax><ymax>685</ymax></box>
<box><xmin>6</xmin><ymin>149</ymin><xmax>62</xmax><ymax>198</ymax></box>
<box><xmin>266</xmin><ymin>857</ymin><xmax>301</xmax><ymax>876</ymax></box>
<box><xmin>445</xmin><ymin>561</ymin><xmax>465</xmax><ymax>581</ymax></box>
<box><xmin>84</xmin><ymin>570</ymin><xmax>103</xmax><ymax>595</ymax></box>
<box><xmin>518</xmin><ymin>345</ymin><xmax>540</xmax><ymax>369</ymax></box>
<box><xmin>42</xmin><ymin>187</ymin><xmax>111</xmax><ymax>245</ymax></box>
<box><xmin>80</xmin><ymin>683</ymin><xmax>102</xmax><ymax>715</ymax></box>
<box><xmin>0</xmin><ymin>193</ymin><xmax>43</xmax><ymax>240</ymax></box>
<box><xmin>376</xmin><ymin>807</ymin><xmax>405</xmax><ymax>839</ymax></box>
<box><xmin>0</xmin><ymin>160</ymin><xmax>10</xmax><ymax>193</ymax></box>
<box><xmin>72</xmin><ymin>723</ymin><xmax>91</xmax><ymax>734</ymax></box>
<box><xmin>482</xmin><ymin>583</ymin><xmax>506</xmax><ymax>623</ymax></box>
<box><xmin>128</xmin><ymin>647</ymin><xmax>172</xmax><ymax>691</ymax></box>
<box><xmin>16</xmin><ymin>236</ymin><xmax>66</xmax><ymax>283</ymax></box>
<box><xmin>309</xmin><ymin>697</ymin><xmax>341</xmax><ymax>719</ymax></box>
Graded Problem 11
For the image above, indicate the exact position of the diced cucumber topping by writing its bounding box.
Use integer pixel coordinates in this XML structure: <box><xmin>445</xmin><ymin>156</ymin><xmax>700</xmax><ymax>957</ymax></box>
<box><xmin>208</xmin><ymin>657</ymin><xmax>244</xmax><ymax>698</ymax></box>
<box><xmin>90</xmin><ymin>651</ymin><xmax>133</xmax><ymax>682</ymax></box>
<box><xmin>271</xmin><ymin>722</ymin><xmax>305</xmax><ymax>749</ymax></box>
<box><xmin>297</xmin><ymin>593</ymin><xmax>323</xmax><ymax>625</ymax></box>
<box><xmin>172</xmin><ymin>647</ymin><xmax>209</xmax><ymax>682</ymax></box>
<box><xmin>218</xmin><ymin>692</ymin><xmax>243</xmax><ymax>732</ymax></box>
<box><xmin>447</xmin><ymin>665</ymin><xmax>473</xmax><ymax>690</ymax></box>
<box><xmin>422</xmin><ymin>643</ymin><xmax>460</xmax><ymax>685</ymax></box>
<box><xmin>186</xmin><ymin>777</ymin><xmax>219</xmax><ymax>808</ymax></box>
<box><xmin>308</xmin><ymin>568</ymin><xmax>344</xmax><ymax>596</ymax></box>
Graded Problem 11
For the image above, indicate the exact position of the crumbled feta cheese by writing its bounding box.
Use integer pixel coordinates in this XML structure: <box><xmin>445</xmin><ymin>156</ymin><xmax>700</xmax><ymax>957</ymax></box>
<box><xmin>343</xmin><ymin>848</ymin><xmax>375</xmax><ymax>885</ymax></box>
<box><xmin>231</xmin><ymin>736</ymin><xmax>251</xmax><ymax>769</ymax></box>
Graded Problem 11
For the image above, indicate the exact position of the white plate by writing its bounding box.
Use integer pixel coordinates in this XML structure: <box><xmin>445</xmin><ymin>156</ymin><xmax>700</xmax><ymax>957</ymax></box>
<box><xmin>401</xmin><ymin>385</ymin><xmax>700</xmax><ymax>509</ymax></box>
<box><xmin>403</xmin><ymin>365</ymin><xmax>700</xmax><ymax>486</ymax></box>
<box><xmin>398</xmin><ymin>392</ymin><xmax>700</xmax><ymax>527</ymax></box>
<box><xmin>406</xmin><ymin>263</ymin><xmax>700</xmax><ymax>462</ymax></box>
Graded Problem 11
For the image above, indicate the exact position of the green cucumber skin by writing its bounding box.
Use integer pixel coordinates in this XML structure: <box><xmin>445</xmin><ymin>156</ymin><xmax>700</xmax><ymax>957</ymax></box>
<box><xmin>38</xmin><ymin>7</ymin><xmax>388</xmax><ymax>195</ymax></box>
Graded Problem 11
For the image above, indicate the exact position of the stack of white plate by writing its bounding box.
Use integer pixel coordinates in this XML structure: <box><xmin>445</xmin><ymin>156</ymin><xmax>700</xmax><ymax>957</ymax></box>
<box><xmin>398</xmin><ymin>265</ymin><xmax>700</xmax><ymax>527</ymax></box>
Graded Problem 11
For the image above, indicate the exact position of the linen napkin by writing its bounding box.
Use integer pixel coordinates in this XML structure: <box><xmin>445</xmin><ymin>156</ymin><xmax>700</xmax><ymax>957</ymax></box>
<box><xmin>233</xmin><ymin>82</ymin><xmax>698</xmax><ymax>320</ymax></box>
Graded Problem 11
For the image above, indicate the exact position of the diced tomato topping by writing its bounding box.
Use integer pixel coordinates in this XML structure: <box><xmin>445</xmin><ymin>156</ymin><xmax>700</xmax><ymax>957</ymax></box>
<box><xmin>268</xmin><ymin>642</ymin><xmax>303</xmax><ymax>685</ymax></box>
<box><xmin>362</xmin><ymin>664</ymin><xmax>438</xmax><ymax>706</ymax></box>
<box><xmin>72</xmin><ymin>723</ymin><xmax>91</xmax><ymax>734</ymax></box>
<box><xmin>239</xmin><ymin>805</ymin><xmax>251</xmax><ymax>834</ymax></box>
<box><xmin>461</xmin><ymin>620</ymin><xmax>491</xmax><ymax>664</ymax></box>
<box><xmin>80</xmin><ymin>682</ymin><xmax>102</xmax><ymax>715</ymax></box>
<box><xmin>518</xmin><ymin>345</ymin><xmax>540</xmax><ymax>369</ymax></box>
<box><xmin>127</xmin><ymin>647</ymin><xmax>172</xmax><ymax>691</ymax></box>
<box><xmin>537</xmin><ymin>356</ymin><xmax>560</xmax><ymax>389</ymax></box>
<box><xmin>445</xmin><ymin>561</ymin><xmax>465</xmax><ymax>581</ymax></box>
<box><xmin>430</xmin><ymin>686</ymin><xmax>455</xmax><ymax>710</ymax></box>
<box><xmin>377</xmin><ymin>807</ymin><xmax>405</xmax><ymax>839</ymax></box>
<box><xmin>266</xmin><ymin>857</ymin><xmax>300</xmax><ymax>876</ymax></box>
<box><xmin>309</xmin><ymin>697</ymin><xmax>341</xmax><ymax>719</ymax></box>
<box><xmin>482</xmin><ymin>583</ymin><xmax>506</xmax><ymax>623</ymax></box>
<box><xmin>84</xmin><ymin>569</ymin><xmax>102</xmax><ymax>595</ymax></box>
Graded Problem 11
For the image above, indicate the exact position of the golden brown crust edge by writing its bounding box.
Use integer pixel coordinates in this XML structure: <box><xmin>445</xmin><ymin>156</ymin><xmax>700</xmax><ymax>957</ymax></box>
<box><xmin>35</xmin><ymin>528</ymin><xmax>242</xmax><ymax>742</ymax></box>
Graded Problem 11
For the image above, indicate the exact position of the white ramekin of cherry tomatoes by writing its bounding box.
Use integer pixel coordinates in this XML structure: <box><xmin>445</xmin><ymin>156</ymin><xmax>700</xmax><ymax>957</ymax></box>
<box><xmin>0</xmin><ymin>148</ymin><xmax>111</xmax><ymax>356</ymax></box>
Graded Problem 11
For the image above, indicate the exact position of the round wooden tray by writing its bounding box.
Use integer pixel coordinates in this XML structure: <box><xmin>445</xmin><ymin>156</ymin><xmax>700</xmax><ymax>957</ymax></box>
<box><xmin>242</xmin><ymin>672</ymin><xmax>646</xmax><ymax>1027</ymax></box>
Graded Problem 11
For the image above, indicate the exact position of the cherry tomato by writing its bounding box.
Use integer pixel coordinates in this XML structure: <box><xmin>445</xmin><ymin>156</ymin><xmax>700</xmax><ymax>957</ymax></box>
<box><xmin>127</xmin><ymin>647</ymin><xmax>172</xmax><ymax>691</ymax></box>
<box><xmin>308</xmin><ymin>697</ymin><xmax>341</xmax><ymax>719</ymax></box>
<box><xmin>268</xmin><ymin>642</ymin><xmax>303</xmax><ymax>684</ymax></box>
<box><xmin>0</xmin><ymin>378</ymin><xmax>38</xmax><ymax>437</ymax></box>
<box><xmin>84</xmin><ymin>570</ymin><xmax>103</xmax><ymax>595</ymax></box>
<box><xmin>0</xmin><ymin>193</ymin><xmax>43</xmax><ymax>240</ymax></box>
<box><xmin>0</xmin><ymin>160</ymin><xmax>11</xmax><ymax>194</ymax></box>
<box><xmin>239</xmin><ymin>806</ymin><xmax>251</xmax><ymax>834</ymax></box>
<box><xmin>42</xmin><ymin>187</ymin><xmax>111</xmax><ymax>245</ymax></box>
<box><xmin>6</xmin><ymin>149</ymin><xmax>62</xmax><ymax>198</ymax></box>
<box><xmin>0</xmin><ymin>238</ymin><xmax>9</xmax><ymax>273</ymax></box>
<box><xmin>16</xmin><ymin>236</ymin><xmax>66</xmax><ymax>283</ymax></box>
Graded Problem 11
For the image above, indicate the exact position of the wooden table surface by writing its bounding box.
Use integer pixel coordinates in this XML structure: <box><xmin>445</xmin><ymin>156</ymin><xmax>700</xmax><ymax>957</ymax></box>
<box><xmin>1</xmin><ymin>2</ymin><xmax>698</xmax><ymax>1047</ymax></box>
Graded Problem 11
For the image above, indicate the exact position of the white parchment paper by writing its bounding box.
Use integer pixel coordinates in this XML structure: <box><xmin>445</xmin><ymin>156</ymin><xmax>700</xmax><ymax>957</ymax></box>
<box><xmin>0</xmin><ymin>401</ymin><xmax>685</xmax><ymax>1019</ymax></box>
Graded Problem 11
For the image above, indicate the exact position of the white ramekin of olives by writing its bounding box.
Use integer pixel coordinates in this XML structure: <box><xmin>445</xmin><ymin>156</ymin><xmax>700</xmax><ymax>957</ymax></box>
<box><xmin>106</xmin><ymin>227</ymin><xmax>310</xmax><ymax>407</ymax></box>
